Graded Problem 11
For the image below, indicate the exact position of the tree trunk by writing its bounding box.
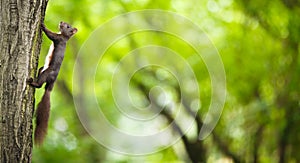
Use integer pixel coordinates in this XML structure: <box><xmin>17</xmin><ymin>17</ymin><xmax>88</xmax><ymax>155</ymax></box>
<box><xmin>0</xmin><ymin>0</ymin><xmax>48</xmax><ymax>162</ymax></box>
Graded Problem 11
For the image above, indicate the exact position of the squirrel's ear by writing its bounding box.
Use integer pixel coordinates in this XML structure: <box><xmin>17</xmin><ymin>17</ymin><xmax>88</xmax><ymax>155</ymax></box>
<box><xmin>72</xmin><ymin>28</ymin><xmax>78</xmax><ymax>34</ymax></box>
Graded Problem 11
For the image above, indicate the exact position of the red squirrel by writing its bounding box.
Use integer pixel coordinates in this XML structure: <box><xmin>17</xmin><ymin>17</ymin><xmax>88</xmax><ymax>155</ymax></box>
<box><xmin>28</xmin><ymin>21</ymin><xmax>77</xmax><ymax>145</ymax></box>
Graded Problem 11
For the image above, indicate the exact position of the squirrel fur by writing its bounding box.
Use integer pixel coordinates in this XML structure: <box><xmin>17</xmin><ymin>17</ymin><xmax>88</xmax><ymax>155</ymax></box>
<box><xmin>28</xmin><ymin>21</ymin><xmax>77</xmax><ymax>145</ymax></box>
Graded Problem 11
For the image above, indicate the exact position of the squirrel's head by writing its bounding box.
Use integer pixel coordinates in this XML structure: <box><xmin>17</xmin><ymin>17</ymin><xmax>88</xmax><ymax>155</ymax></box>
<box><xmin>59</xmin><ymin>21</ymin><xmax>78</xmax><ymax>38</ymax></box>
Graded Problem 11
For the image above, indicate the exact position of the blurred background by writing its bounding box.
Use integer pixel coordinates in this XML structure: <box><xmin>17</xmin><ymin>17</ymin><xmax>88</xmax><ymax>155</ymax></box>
<box><xmin>33</xmin><ymin>0</ymin><xmax>300</xmax><ymax>162</ymax></box>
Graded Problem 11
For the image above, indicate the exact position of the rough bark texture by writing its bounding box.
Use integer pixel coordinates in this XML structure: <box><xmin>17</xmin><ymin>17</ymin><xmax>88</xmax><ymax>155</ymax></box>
<box><xmin>0</xmin><ymin>0</ymin><xmax>48</xmax><ymax>162</ymax></box>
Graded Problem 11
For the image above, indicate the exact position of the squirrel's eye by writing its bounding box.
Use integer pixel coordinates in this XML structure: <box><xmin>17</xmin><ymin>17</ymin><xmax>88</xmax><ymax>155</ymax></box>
<box><xmin>67</xmin><ymin>26</ymin><xmax>70</xmax><ymax>28</ymax></box>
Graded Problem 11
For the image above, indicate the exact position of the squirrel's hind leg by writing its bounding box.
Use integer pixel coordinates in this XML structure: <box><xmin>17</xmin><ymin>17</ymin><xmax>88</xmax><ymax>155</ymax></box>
<box><xmin>28</xmin><ymin>69</ymin><xmax>51</xmax><ymax>88</ymax></box>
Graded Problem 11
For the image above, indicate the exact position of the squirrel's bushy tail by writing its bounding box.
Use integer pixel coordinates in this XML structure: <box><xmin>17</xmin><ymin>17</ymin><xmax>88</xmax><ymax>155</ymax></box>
<box><xmin>34</xmin><ymin>83</ymin><xmax>53</xmax><ymax>145</ymax></box>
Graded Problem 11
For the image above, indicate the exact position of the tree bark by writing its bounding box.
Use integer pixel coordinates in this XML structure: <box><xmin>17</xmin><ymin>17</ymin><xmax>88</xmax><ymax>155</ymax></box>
<box><xmin>0</xmin><ymin>0</ymin><xmax>48</xmax><ymax>162</ymax></box>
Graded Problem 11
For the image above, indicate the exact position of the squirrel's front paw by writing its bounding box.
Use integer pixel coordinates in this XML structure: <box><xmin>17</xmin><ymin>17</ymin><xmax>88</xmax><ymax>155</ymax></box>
<box><xmin>41</xmin><ymin>23</ymin><xmax>45</xmax><ymax>30</ymax></box>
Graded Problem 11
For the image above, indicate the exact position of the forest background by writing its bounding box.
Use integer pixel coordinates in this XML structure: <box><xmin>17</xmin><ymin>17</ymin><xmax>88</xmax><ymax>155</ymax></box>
<box><xmin>32</xmin><ymin>0</ymin><xmax>300</xmax><ymax>162</ymax></box>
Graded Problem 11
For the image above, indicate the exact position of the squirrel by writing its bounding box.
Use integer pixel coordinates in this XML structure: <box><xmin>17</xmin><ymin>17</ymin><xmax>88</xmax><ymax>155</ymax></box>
<box><xmin>28</xmin><ymin>21</ymin><xmax>77</xmax><ymax>145</ymax></box>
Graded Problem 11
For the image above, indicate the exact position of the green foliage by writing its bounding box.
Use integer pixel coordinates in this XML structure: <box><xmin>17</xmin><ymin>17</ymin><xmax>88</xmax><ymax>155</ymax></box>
<box><xmin>33</xmin><ymin>0</ymin><xmax>300</xmax><ymax>162</ymax></box>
